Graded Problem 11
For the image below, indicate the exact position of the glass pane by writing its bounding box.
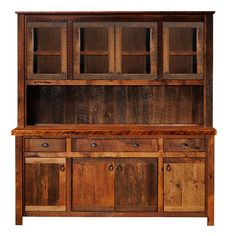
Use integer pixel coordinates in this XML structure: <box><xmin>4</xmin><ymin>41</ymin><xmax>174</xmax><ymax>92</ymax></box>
<box><xmin>169</xmin><ymin>28</ymin><xmax>196</xmax><ymax>51</ymax></box>
<box><xmin>80</xmin><ymin>28</ymin><xmax>108</xmax><ymax>51</ymax></box>
<box><xmin>80</xmin><ymin>56</ymin><xmax>108</xmax><ymax>73</ymax></box>
<box><xmin>34</xmin><ymin>56</ymin><xmax>61</xmax><ymax>74</ymax></box>
<box><xmin>34</xmin><ymin>28</ymin><xmax>61</xmax><ymax>51</ymax></box>
<box><xmin>169</xmin><ymin>56</ymin><xmax>197</xmax><ymax>74</ymax></box>
<box><xmin>122</xmin><ymin>56</ymin><xmax>150</xmax><ymax>74</ymax></box>
<box><xmin>122</xmin><ymin>28</ymin><xmax>150</xmax><ymax>51</ymax></box>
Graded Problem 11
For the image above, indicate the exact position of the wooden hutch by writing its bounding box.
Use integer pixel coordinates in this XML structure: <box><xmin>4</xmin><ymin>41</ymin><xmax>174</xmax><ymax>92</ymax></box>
<box><xmin>12</xmin><ymin>11</ymin><xmax>216</xmax><ymax>225</ymax></box>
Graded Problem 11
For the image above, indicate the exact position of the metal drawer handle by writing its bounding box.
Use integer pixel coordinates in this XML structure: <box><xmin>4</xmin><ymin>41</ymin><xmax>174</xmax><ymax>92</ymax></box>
<box><xmin>166</xmin><ymin>164</ymin><xmax>171</xmax><ymax>172</ymax></box>
<box><xmin>181</xmin><ymin>143</ymin><xmax>188</xmax><ymax>148</ymax></box>
<box><xmin>90</xmin><ymin>142</ymin><xmax>97</xmax><ymax>147</ymax></box>
<box><xmin>60</xmin><ymin>164</ymin><xmax>65</xmax><ymax>172</ymax></box>
<box><xmin>117</xmin><ymin>164</ymin><xmax>122</xmax><ymax>171</ymax></box>
<box><xmin>132</xmin><ymin>143</ymin><xmax>140</xmax><ymax>148</ymax></box>
<box><xmin>108</xmin><ymin>164</ymin><xmax>114</xmax><ymax>171</ymax></box>
<box><xmin>42</xmin><ymin>143</ymin><xmax>49</xmax><ymax>148</ymax></box>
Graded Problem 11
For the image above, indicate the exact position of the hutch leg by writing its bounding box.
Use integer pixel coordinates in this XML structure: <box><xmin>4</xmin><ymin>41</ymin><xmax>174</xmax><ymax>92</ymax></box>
<box><xmin>207</xmin><ymin>135</ymin><xmax>214</xmax><ymax>226</ymax></box>
<box><xmin>16</xmin><ymin>137</ymin><xmax>23</xmax><ymax>225</ymax></box>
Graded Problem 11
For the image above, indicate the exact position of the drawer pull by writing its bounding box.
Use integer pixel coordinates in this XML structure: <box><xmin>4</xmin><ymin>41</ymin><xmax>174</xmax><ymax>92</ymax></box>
<box><xmin>181</xmin><ymin>143</ymin><xmax>188</xmax><ymax>148</ymax></box>
<box><xmin>117</xmin><ymin>164</ymin><xmax>122</xmax><ymax>171</ymax></box>
<box><xmin>60</xmin><ymin>164</ymin><xmax>65</xmax><ymax>172</ymax></box>
<box><xmin>108</xmin><ymin>164</ymin><xmax>114</xmax><ymax>171</ymax></box>
<box><xmin>90</xmin><ymin>142</ymin><xmax>97</xmax><ymax>148</ymax></box>
<box><xmin>132</xmin><ymin>143</ymin><xmax>140</xmax><ymax>148</ymax></box>
<box><xmin>166</xmin><ymin>164</ymin><xmax>171</xmax><ymax>172</ymax></box>
<box><xmin>41</xmin><ymin>143</ymin><xmax>49</xmax><ymax>148</ymax></box>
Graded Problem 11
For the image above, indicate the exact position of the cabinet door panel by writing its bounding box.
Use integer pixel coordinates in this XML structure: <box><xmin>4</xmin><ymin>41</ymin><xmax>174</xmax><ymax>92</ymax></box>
<box><xmin>72</xmin><ymin>158</ymin><xmax>114</xmax><ymax>211</ymax></box>
<box><xmin>115</xmin><ymin>158</ymin><xmax>157</xmax><ymax>211</ymax></box>
<box><xmin>26</xmin><ymin>22</ymin><xmax>67</xmax><ymax>79</ymax></box>
<box><xmin>24</xmin><ymin>158</ymin><xmax>66</xmax><ymax>211</ymax></box>
<box><xmin>164</xmin><ymin>159</ymin><xmax>205</xmax><ymax>212</ymax></box>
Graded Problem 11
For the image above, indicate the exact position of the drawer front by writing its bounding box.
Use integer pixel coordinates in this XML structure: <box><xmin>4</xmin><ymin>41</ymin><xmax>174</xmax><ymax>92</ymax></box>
<box><xmin>164</xmin><ymin>138</ymin><xmax>205</xmax><ymax>152</ymax></box>
<box><xmin>24</xmin><ymin>138</ymin><xmax>66</xmax><ymax>152</ymax></box>
<box><xmin>72</xmin><ymin>139</ymin><xmax>158</xmax><ymax>152</ymax></box>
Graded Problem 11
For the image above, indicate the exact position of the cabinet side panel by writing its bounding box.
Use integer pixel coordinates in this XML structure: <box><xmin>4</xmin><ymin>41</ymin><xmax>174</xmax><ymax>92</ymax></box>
<box><xmin>18</xmin><ymin>14</ymin><xmax>25</xmax><ymax>127</ymax></box>
<box><xmin>204</xmin><ymin>14</ymin><xmax>213</xmax><ymax>126</ymax></box>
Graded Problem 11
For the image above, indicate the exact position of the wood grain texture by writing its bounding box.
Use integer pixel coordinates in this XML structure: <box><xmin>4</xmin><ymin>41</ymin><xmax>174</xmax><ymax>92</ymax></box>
<box><xmin>24</xmin><ymin>158</ymin><xmax>66</xmax><ymax>211</ymax></box>
<box><xmin>16</xmin><ymin>137</ymin><xmax>23</xmax><ymax>225</ymax></box>
<box><xmin>164</xmin><ymin>159</ymin><xmax>205</xmax><ymax>212</ymax></box>
<box><xmin>207</xmin><ymin>135</ymin><xmax>214</xmax><ymax>225</ymax></box>
<box><xmin>72</xmin><ymin>158</ymin><xmax>115</xmax><ymax>211</ymax></box>
<box><xmin>72</xmin><ymin>138</ymin><xmax>158</xmax><ymax>152</ymax></box>
<box><xmin>18</xmin><ymin>14</ymin><xmax>25</xmax><ymax>127</ymax></box>
<box><xmin>164</xmin><ymin>138</ymin><xmax>205</xmax><ymax>152</ymax></box>
<box><xmin>12</xmin><ymin>126</ymin><xmax>217</xmax><ymax>137</ymax></box>
<box><xmin>115</xmin><ymin>158</ymin><xmax>158</xmax><ymax>211</ymax></box>
<box><xmin>24</xmin><ymin>138</ymin><xmax>66</xmax><ymax>152</ymax></box>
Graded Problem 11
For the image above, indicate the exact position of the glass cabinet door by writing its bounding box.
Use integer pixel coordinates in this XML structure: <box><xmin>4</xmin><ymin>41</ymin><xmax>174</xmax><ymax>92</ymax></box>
<box><xmin>163</xmin><ymin>22</ymin><xmax>203</xmax><ymax>79</ymax></box>
<box><xmin>73</xmin><ymin>22</ymin><xmax>115</xmax><ymax>78</ymax></box>
<box><xmin>115</xmin><ymin>22</ymin><xmax>157</xmax><ymax>78</ymax></box>
<box><xmin>26</xmin><ymin>22</ymin><xmax>67</xmax><ymax>79</ymax></box>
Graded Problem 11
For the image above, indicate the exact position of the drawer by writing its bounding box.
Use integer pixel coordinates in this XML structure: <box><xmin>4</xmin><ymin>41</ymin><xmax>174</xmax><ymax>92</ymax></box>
<box><xmin>24</xmin><ymin>138</ymin><xmax>66</xmax><ymax>152</ymax></box>
<box><xmin>72</xmin><ymin>139</ymin><xmax>158</xmax><ymax>152</ymax></box>
<box><xmin>164</xmin><ymin>138</ymin><xmax>205</xmax><ymax>152</ymax></box>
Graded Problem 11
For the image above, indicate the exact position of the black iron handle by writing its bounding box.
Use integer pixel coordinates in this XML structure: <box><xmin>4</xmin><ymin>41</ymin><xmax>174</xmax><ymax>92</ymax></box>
<box><xmin>117</xmin><ymin>164</ymin><xmax>122</xmax><ymax>171</ymax></box>
<box><xmin>41</xmin><ymin>143</ymin><xmax>49</xmax><ymax>148</ymax></box>
<box><xmin>90</xmin><ymin>142</ymin><xmax>97</xmax><ymax>147</ymax></box>
<box><xmin>166</xmin><ymin>164</ymin><xmax>171</xmax><ymax>172</ymax></box>
<box><xmin>108</xmin><ymin>164</ymin><xmax>114</xmax><ymax>171</ymax></box>
<box><xmin>181</xmin><ymin>143</ymin><xmax>188</xmax><ymax>148</ymax></box>
<box><xmin>132</xmin><ymin>143</ymin><xmax>140</xmax><ymax>148</ymax></box>
<box><xmin>60</xmin><ymin>164</ymin><xmax>65</xmax><ymax>172</ymax></box>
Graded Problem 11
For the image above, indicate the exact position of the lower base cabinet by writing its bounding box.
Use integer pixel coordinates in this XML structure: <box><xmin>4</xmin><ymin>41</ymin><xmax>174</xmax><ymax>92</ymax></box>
<box><xmin>164</xmin><ymin>158</ymin><xmax>205</xmax><ymax>212</ymax></box>
<box><xmin>72</xmin><ymin>158</ymin><xmax>158</xmax><ymax>212</ymax></box>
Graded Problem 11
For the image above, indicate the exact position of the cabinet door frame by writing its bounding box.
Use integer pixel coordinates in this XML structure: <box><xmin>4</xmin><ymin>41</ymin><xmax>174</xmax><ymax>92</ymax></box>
<box><xmin>163</xmin><ymin>22</ymin><xmax>203</xmax><ymax>79</ymax></box>
<box><xmin>73</xmin><ymin>22</ymin><xmax>115</xmax><ymax>79</ymax></box>
<box><xmin>164</xmin><ymin>157</ymin><xmax>205</xmax><ymax>212</ymax></box>
<box><xmin>115</xmin><ymin>22</ymin><xmax>158</xmax><ymax>79</ymax></box>
<box><xmin>115</xmin><ymin>158</ymin><xmax>158</xmax><ymax>212</ymax></box>
<box><xmin>24</xmin><ymin>157</ymin><xmax>66</xmax><ymax>212</ymax></box>
<box><xmin>72</xmin><ymin>158</ymin><xmax>115</xmax><ymax>211</ymax></box>
<box><xmin>26</xmin><ymin>22</ymin><xmax>67</xmax><ymax>80</ymax></box>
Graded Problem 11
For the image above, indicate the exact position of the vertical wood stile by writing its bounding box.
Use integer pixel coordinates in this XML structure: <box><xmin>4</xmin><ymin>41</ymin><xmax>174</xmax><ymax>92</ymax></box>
<box><xmin>204</xmin><ymin>15</ymin><xmax>213</xmax><ymax>127</ymax></box>
<box><xmin>207</xmin><ymin>135</ymin><xmax>214</xmax><ymax>225</ymax></box>
<box><xmin>197</xmin><ymin>25</ymin><xmax>203</xmax><ymax>75</ymax></box>
<box><xmin>108</xmin><ymin>24</ymin><xmax>115</xmax><ymax>73</ymax></box>
<box><xmin>157</xmin><ymin>22</ymin><xmax>163</xmax><ymax>79</ymax></box>
<box><xmin>115</xmin><ymin>25</ymin><xmax>122</xmax><ymax>74</ymax></box>
<box><xmin>163</xmin><ymin>24</ymin><xmax>169</xmax><ymax>74</ymax></box>
<box><xmin>150</xmin><ymin>23</ymin><xmax>158</xmax><ymax>75</ymax></box>
<box><xmin>73</xmin><ymin>26</ymin><xmax>80</xmax><ymax>76</ymax></box>
<box><xmin>16</xmin><ymin>136</ymin><xmax>23</xmax><ymax>225</ymax></box>
<box><xmin>66</xmin><ymin>21</ymin><xmax>73</xmax><ymax>79</ymax></box>
<box><xmin>158</xmin><ymin>138</ymin><xmax>164</xmax><ymax>212</ymax></box>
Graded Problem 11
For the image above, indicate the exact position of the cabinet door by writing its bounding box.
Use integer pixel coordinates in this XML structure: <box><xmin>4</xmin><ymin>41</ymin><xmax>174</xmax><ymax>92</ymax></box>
<box><xmin>115</xmin><ymin>158</ymin><xmax>158</xmax><ymax>211</ymax></box>
<box><xmin>72</xmin><ymin>158</ymin><xmax>115</xmax><ymax>211</ymax></box>
<box><xmin>24</xmin><ymin>158</ymin><xmax>66</xmax><ymax>211</ymax></box>
<box><xmin>164</xmin><ymin>158</ymin><xmax>205</xmax><ymax>212</ymax></box>
<box><xmin>26</xmin><ymin>22</ymin><xmax>67</xmax><ymax>79</ymax></box>
<box><xmin>163</xmin><ymin>22</ymin><xmax>203</xmax><ymax>79</ymax></box>
<box><xmin>73</xmin><ymin>22</ymin><xmax>115</xmax><ymax>78</ymax></box>
<box><xmin>115</xmin><ymin>22</ymin><xmax>157</xmax><ymax>78</ymax></box>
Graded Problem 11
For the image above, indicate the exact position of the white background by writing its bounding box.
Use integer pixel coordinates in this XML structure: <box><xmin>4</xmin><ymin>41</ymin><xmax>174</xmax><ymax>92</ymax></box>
<box><xmin>0</xmin><ymin>0</ymin><xmax>235</xmax><ymax>235</ymax></box>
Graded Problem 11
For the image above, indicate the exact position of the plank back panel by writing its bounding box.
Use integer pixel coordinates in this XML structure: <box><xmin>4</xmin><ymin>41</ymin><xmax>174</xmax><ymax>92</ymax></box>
<box><xmin>27</xmin><ymin>85</ymin><xmax>204</xmax><ymax>125</ymax></box>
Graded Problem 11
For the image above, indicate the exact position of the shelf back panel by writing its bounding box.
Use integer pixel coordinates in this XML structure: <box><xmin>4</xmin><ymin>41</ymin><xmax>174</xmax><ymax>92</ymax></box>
<box><xmin>27</xmin><ymin>86</ymin><xmax>203</xmax><ymax>125</ymax></box>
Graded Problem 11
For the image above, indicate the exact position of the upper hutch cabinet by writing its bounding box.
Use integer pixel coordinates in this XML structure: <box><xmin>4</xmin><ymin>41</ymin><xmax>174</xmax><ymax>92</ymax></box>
<box><xmin>26</xmin><ymin>22</ymin><xmax>67</xmax><ymax>79</ymax></box>
<box><xmin>163</xmin><ymin>22</ymin><xmax>203</xmax><ymax>79</ymax></box>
